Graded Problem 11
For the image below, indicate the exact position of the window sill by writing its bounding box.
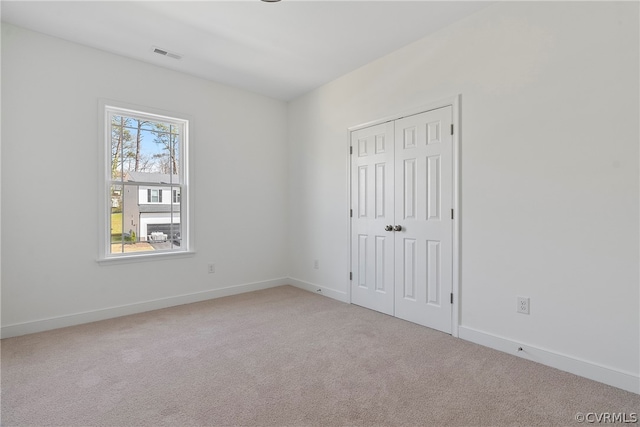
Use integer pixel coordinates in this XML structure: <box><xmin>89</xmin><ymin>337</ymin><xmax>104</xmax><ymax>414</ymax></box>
<box><xmin>97</xmin><ymin>250</ymin><xmax>195</xmax><ymax>265</ymax></box>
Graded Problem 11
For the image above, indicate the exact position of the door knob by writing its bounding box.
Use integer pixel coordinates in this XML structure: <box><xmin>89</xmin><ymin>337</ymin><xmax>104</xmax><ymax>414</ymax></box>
<box><xmin>384</xmin><ymin>225</ymin><xmax>393</xmax><ymax>231</ymax></box>
<box><xmin>393</xmin><ymin>225</ymin><xmax>402</xmax><ymax>231</ymax></box>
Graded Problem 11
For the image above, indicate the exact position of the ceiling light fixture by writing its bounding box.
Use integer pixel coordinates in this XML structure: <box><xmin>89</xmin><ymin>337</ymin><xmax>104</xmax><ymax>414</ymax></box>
<box><xmin>261</xmin><ymin>0</ymin><xmax>281</xmax><ymax>2</ymax></box>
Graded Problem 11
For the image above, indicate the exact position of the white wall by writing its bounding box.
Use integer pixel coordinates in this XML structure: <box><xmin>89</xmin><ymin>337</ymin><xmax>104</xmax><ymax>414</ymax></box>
<box><xmin>287</xmin><ymin>2</ymin><xmax>639</xmax><ymax>390</ymax></box>
<box><xmin>1</xmin><ymin>23</ymin><xmax>288</xmax><ymax>332</ymax></box>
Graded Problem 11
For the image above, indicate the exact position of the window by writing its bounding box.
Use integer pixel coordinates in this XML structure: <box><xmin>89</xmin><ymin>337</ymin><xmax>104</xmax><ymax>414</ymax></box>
<box><xmin>147</xmin><ymin>189</ymin><xmax>162</xmax><ymax>203</ymax></box>
<box><xmin>100</xmin><ymin>102</ymin><xmax>190</xmax><ymax>260</ymax></box>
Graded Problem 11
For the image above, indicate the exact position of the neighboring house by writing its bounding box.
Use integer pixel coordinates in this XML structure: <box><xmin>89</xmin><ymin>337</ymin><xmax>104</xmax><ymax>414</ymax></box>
<box><xmin>122</xmin><ymin>171</ymin><xmax>181</xmax><ymax>243</ymax></box>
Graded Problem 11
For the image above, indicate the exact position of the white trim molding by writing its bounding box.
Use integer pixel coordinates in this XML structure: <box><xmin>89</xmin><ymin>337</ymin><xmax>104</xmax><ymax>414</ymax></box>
<box><xmin>459</xmin><ymin>326</ymin><xmax>640</xmax><ymax>395</ymax></box>
<box><xmin>1</xmin><ymin>278</ymin><xmax>288</xmax><ymax>339</ymax></box>
<box><xmin>97</xmin><ymin>98</ymin><xmax>196</xmax><ymax>263</ymax></box>
<box><xmin>288</xmin><ymin>277</ymin><xmax>349</xmax><ymax>303</ymax></box>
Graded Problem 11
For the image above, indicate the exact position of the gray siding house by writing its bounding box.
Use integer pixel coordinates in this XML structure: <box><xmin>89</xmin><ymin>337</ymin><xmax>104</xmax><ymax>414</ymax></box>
<box><xmin>122</xmin><ymin>171</ymin><xmax>181</xmax><ymax>243</ymax></box>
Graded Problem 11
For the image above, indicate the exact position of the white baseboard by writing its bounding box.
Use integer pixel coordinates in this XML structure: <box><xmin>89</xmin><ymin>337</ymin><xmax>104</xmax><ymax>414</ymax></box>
<box><xmin>458</xmin><ymin>325</ymin><xmax>640</xmax><ymax>395</ymax></box>
<box><xmin>287</xmin><ymin>277</ymin><xmax>349</xmax><ymax>303</ymax></box>
<box><xmin>1</xmin><ymin>278</ymin><xmax>288</xmax><ymax>339</ymax></box>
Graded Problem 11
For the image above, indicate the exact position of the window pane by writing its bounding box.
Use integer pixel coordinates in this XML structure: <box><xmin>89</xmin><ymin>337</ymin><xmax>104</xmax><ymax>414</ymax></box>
<box><xmin>172</xmin><ymin>131</ymin><xmax>180</xmax><ymax>176</ymax></box>
<box><xmin>110</xmin><ymin>184</ymin><xmax>124</xmax><ymax>254</ymax></box>
<box><xmin>104</xmin><ymin>105</ymin><xmax>187</xmax><ymax>259</ymax></box>
<box><xmin>111</xmin><ymin>117</ymin><xmax>182</xmax><ymax>176</ymax></box>
<box><xmin>167</xmin><ymin>185</ymin><xmax>182</xmax><ymax>248</ymax></box>
<box><xmin>141</xmin><ymin>184</ymin><xmax>182</xmax><ymax>249</ymax></box>
<box><xmin>109</xmin><ymin>183</ymin><xmax>158</xmax><ymax>255</ymax></box>
<box><xmin>111</xmin><ymin>119</ymin><xmax>131</xmax><ymax>180</ymax></box>
<box><xmin>139</xmin><ymin>119</ymin><xmax>174</xmax><ymax>133</ymax></box>
<box><xmin>150</xmin><ymin>124</ymin><xmax>180</xmax><ymax>175</ymax></box>
<box><xmin>109</xmin><ymin>183</ymin><xmax>183</xmax><ymax>254</ymax></box>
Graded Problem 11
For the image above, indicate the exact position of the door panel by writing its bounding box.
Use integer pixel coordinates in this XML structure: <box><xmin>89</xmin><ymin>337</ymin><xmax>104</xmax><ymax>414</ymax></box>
<box><xmin>394</xmin><ymin>107</ymin><xmax>453</xmax><ymax>333</ymax></box>
<box><xmin>350</xmin><ymin>106</ymin><xmax>453</xmax><ymax>334</ymax></box>
<box><xmin>350</xmin><ymin>122</ymin><xmax>395</xmax><ymax>315</ymax></box>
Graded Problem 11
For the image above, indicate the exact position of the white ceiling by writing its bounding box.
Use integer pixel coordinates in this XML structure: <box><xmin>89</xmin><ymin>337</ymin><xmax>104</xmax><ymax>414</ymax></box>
<box><xmin>1</xmin><ymin>1</ymin><xmax>491</xmax><ymax>101</ymax></box>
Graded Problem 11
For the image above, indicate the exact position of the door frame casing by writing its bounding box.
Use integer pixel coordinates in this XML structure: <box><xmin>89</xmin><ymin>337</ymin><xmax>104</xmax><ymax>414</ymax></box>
<box><xmin>346</xmin><ymin>95</ymin><xmax>461</xmax><ymax>337</ymax></box>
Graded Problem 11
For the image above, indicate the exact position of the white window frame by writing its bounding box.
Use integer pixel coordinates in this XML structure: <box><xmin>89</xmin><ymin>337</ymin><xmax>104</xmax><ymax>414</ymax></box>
<box><xmin>98</xmin><ymin>99</ymin><xmax>194</xmax><ymax>262</ymax></box>
<box><xmin>148</xmin><ymin>188</ymin><xmax>162</xmax><ymax>204</ymax></box>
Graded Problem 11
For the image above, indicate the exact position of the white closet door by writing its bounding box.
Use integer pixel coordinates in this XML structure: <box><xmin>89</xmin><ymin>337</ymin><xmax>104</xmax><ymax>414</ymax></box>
<box><xmin>350</xmin><ymin>122</ymin><xmax>396</xmax><ymax>315</ymax></box>
<box><xmin>394</xmin><ymin>107</ymin><xmax>453</xmax><ymax>333</ymax></box>
<box><xmin>350</xmin><ymin>106</ymin><xmax>454</xmax><ymax>334</ymax></box>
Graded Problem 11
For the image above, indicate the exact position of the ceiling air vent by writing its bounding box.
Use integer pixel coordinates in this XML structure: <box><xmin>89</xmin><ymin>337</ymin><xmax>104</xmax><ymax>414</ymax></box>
<box><xmin>152</xmin><ymin>46</ymin><xmax>182</xmax><ymax>60</ymax></box>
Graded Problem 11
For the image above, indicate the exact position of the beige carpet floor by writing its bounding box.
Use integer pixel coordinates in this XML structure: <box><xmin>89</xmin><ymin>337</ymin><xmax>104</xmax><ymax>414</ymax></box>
<box><xmin>1</xmin><ymin>285</ymin><xmax>638</xmax><ymax>426</ymax></box>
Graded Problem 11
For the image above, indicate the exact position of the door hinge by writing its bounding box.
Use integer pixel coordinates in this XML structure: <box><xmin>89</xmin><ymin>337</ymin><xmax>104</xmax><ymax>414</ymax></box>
<box><xmin>350</xmin><ymin>146</ymin><xmax>353</xmax><ymax>155</ymax></box>
<box><xmin>450</xmin><ymin>293</ymin><xmax>454</xmax><ymax>304</ymax></box>
<box><xmin>350</xmin><ymin>272</ymin><xmax>353</xmax><ymax>280</ymax></box>
<box><xmin>451</xmin><ymin>209</ymin><xmax>454</xmax><ymax>220</ymax></box>
<box><xmin>350</xmin><ymin>209</ymin><xmax>353</xmax><ymax>217</ymax></box>
<box><xmin>450</xmin><ymin>124</ymin><xmax>454</xmax><ymax>135</ymax></box>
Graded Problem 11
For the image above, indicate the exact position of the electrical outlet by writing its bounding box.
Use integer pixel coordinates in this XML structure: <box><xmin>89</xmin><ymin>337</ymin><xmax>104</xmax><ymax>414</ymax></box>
<box><xmin>314</xmin><ymin>259</ymin><xmax>319</xmax><ymax>269</ymax></box>
<box><xmin>517</xmin><ymin>297</ymin><xmax>530</xmax><ymax>314</ymax></box>
<box><xmin>208</xmin><ymin>263</ymin><xmax>215</xmax><ymax>274</ymax></box>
